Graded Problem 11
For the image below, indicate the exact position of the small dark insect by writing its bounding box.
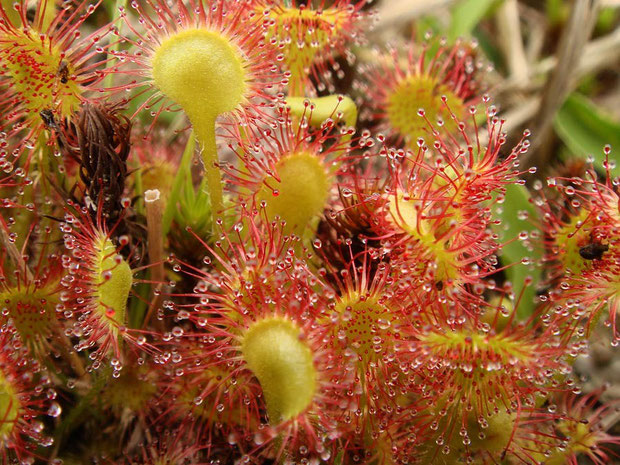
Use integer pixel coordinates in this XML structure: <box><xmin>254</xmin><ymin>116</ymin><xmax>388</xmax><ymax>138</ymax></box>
<box><xmin>435</xmin><ymin>280</ymin><xmax>444</xmax><ymax>291</ymax></box>
<box><xmin>57</xmin><ymin>60</ymin><xmax>70</xmax><ymax>84</ymax></box>
<box><xmin>40</xmin><ymin>109</ymin><xmax>57</xmax><ymax>129</ymax></box>
<box><xmin>579</xmin><ymin>242</ymin><xmax>609</xmax><ymax>260</ymax></box>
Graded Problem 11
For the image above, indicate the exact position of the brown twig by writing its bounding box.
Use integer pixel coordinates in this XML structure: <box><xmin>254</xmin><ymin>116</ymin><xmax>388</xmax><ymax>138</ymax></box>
<box><xmin>144</xmin><ymin>189</ymin><xmax>165</xmax><ymax>284</ymax></box>
<box><xmin>143</xmin><ymin>189</ymin><xmax>165</xmax><ymax>329</ymax></box>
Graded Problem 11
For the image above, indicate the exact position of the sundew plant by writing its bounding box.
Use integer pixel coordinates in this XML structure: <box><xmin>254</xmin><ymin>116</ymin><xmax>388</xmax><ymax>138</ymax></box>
<box><xmin>0</xmin><ymin>0</ymin><xmax>619</xmax><ymax>464</ymax></box>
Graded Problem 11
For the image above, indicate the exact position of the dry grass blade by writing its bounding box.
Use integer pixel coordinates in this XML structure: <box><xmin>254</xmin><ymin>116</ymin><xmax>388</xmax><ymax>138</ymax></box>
<box><xmin>495</xmin><ymin>0</ymin><xmax>529</xmax><ymax>85</ymax></box>
<box><xmin>524</xmin><ymin>0</ymin><xmax>601</xmax><ymax>170</ymax></box>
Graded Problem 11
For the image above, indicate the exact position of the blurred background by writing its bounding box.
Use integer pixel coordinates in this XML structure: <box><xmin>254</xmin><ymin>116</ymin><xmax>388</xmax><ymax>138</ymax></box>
<box><xmin>368</xmin><ymin>0</ymin><xmax>620</xmax><ymax>176</ymax></box>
